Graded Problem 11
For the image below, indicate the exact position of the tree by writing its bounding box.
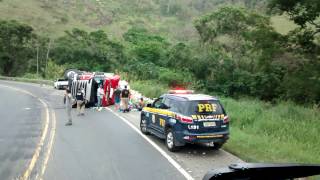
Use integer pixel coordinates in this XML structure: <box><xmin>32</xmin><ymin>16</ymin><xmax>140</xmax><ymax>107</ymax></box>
<box><xmin>269</xmin><ymin>0</ymin><xmax>320</xmax><ymax>53</ymax></box>
<box><xmin>167</xmin><ymin>42</ymin><xmax>192</xmax><ymax>69</ymax></box>
<box><xmin>52</xmin><ymin>28</ymin><xmax>124</xmax><ymax>72</ymax></box>
<box><xmin>193</xmin><ymin>7</ymin><xmax>290</xmax><ymax>100</ymax></box>
<box><xmin>123</xmin><ymin>27</ymin><xmax>167</xmax><ymax>45</ymax></box>
<box><xmin>194</xmin><ymin>6</ymin><xmax>270</xmax><ymax>44</ymax></box>
<box><xmin>269</xmin><ymin>0</ymin><xmax>320</xmax><ymax>33</ymax></box>
<box><xmin>123</xmin><ymin>27</ymin><xmax>169</xmax><ymax>66</ymax></box>
<box><xmin>0</xmin><ymin>20</ymin><xmax>34</xmax><ymax>76</ymax></box>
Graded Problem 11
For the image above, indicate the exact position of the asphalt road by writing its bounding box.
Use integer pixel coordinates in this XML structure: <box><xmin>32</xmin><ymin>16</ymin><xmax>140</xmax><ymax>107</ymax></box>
<box><xmin>0</xmin><ymin>84</ymin><xmax>44</xmax><ymax>180</ymax></box>
<box><xmin>0</xmin><ymin>80</ymin><xmax>243</xmax><ymax>180</ymax></box>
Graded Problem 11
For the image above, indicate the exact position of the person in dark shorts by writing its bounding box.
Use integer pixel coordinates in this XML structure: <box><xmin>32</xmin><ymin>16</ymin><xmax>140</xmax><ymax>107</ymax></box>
<box><xmin>76</xmin><ymin>88</ymin><xmax>85</xmax><ymax>116</ymax></box>
<box><xmin>120</xmin><ymin>85</ymin><xmax>130</xmax><ymax>113</ymax></box>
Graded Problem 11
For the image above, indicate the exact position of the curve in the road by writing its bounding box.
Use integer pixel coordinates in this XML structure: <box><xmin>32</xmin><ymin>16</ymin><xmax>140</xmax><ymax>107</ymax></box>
<box><xmin>0</xmin><ymin>84</ymin><xmax>55</xmax><ymax>180</ymax></box>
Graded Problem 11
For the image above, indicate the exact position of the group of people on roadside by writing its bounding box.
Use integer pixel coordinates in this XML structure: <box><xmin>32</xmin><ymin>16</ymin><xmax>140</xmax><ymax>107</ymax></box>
<box><xmin>114</xmin><ymin>85</ymin><xmax>145</xmax><ymax>113</ymax></box>
<box><xmin>63</xmin><ymin>84</ymin><xmax>145</xmax><ymax>125</ymax></box>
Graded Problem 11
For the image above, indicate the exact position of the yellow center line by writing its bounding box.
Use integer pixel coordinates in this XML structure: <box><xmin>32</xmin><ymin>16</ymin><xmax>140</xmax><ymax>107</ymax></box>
<box><xmin>0</xmin><ymin>84</ymin><xmax>51</xmax><ymax>180</ymax></box>
<box><xmin>39</xmin><ymin>110</ymin><xmax>57</xmax><ymax>180</ymax></box>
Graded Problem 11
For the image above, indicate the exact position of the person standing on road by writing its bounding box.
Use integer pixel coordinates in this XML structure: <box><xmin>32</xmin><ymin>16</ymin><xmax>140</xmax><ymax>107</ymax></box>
<box><xmin>97</xmin><ymin>84</ymin><xmax>105</xmax><ymax>111</ymax></box>
<box><xmin>114</xmin><ymin>86</ymin><xmax>121</xmax><ymax>111</ymax></box>
<box><xmin>64</xmin><ymin>89</ymin><xmax>73</xmax><ymax>126</ymax></box>
<box><xmin>121</xmin><ymin>85</ymin><xmax>130</xmax><ymax>113</ymax></box>
<box><xmin>76</xmin><ymin>88</ymin><xmax>85</xmax><ymax>116</ymax></box>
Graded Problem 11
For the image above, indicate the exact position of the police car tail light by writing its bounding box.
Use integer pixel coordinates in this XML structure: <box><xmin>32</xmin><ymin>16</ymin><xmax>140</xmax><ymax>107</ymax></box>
<box><xmin>176</xmin><ymin>114</ymin><xmax>193</xmax><ymax>124</ymax></box>
<box><xmin>223</xmin><ymin>115</ymin><xmax>229</xmax><ymax>123</ymax></box>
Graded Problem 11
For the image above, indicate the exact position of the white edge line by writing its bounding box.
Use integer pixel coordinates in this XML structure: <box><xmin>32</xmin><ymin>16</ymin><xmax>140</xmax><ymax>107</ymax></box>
<box><xmin>106</xmin><ymin>107</ymin><xmax>194</xmax><ymax>180</ymax></box>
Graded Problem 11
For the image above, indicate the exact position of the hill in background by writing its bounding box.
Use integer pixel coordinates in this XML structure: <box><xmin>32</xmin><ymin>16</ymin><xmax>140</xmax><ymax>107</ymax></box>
<box><xmin>0</xmin><ymin>0</ymin><xmax>271</xmax><ymax>41</ymax></box>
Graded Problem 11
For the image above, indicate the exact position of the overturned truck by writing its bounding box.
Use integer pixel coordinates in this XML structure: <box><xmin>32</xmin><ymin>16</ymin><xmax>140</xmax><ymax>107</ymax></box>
<box><xmin>64</xmin><ymin>69</ymin><xmax>120</xmax><ymax>107</ymax></box>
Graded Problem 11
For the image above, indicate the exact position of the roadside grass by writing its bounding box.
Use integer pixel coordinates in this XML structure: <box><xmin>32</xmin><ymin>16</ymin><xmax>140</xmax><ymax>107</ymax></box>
<box><xmin>0</xmin><ymin>76</ymin><xmax>53</xmax><ymax>86</ymax></box>
<box><xmin>221</xmin><ymin>97</ymin><xmax>320</xmax><ymax>163</ymax></box>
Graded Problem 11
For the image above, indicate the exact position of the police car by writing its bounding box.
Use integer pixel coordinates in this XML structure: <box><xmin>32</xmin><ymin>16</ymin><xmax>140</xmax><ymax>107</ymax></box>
<box><xmin>140</xmin><ymin>90</ymin><xmax>229</xmax><ymax>151</ymax></box>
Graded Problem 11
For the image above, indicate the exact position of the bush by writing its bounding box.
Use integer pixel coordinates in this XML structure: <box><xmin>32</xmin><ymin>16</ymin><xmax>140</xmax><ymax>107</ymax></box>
<box><xmin>130</xmin><ymin>80</ymin><xmax>168</xmax><ymax>98</ymax></box>
<box><xmin>158</xmin><ymin>68</ymin><xmax>185</xmax><ymax>85</ymax></box>
<box><xmin>22</xmin><ymin>73</ymin><xmax>43</xmax><ymax>79</ymax></box>
<box><xmin>46</xmin><ymin>60</ymin><xmax>65</xmax><ymax>80</ymax></box>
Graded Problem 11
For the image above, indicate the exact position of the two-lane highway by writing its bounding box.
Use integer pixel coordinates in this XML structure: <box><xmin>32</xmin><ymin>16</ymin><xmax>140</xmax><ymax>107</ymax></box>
<box><xmin>0</xmin><ymin>80</ymin><xmax>243</xmax><ymax>180</ymax></box>
<box><xmin>0</xmin><ymin>81</ymin><xmax>187</xmax><ymax>180</ymax></box>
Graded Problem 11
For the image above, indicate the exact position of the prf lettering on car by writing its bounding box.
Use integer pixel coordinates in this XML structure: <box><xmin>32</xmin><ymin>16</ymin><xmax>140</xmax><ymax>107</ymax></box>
<box><xmin>198</xmin><ymin>104</ymin><xmax>217</xmax><ymax>113</ymax></box>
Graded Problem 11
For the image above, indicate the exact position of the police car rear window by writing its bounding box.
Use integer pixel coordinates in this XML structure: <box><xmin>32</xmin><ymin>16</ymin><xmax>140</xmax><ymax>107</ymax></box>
<box><xmin>183</xmin><ymin>100</ymin><xmax>223</xmax><ymax>116</ymax></box>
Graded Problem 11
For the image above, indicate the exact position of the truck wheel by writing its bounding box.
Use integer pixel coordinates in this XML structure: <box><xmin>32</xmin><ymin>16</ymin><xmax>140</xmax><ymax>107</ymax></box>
<box><xmin>212</xmin><ymin>143</ymin><xmax>223</xmax><ymax>150</ymax></box>
<box><xmin>166</xmin><ymin>128</ymin><xmax>180</xmax><ymax>152</ymax></box>
<box><xmin>140</xmin><ymin>117</ymin><xmax>149</xmax><ymax>135</ymax></box>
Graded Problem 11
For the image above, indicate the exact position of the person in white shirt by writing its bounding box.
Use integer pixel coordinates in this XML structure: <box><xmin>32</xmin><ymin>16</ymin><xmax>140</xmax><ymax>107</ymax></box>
<box><xmin>64</xmin><ymin>89</ymin><xmax>73</xmax><ymax>126</ymax></box>
<box><xmin>97</xmin><ymin>84</ymin><xmax>105</xmax><ymax>111</ymax></box>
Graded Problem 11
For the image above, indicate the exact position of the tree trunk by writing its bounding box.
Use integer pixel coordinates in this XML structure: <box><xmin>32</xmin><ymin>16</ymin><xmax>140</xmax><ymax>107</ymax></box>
<box><xmin>167</xmin><ymin>0</ymin><xmax>171</xmax><ymax>14</ymax></box>
<box><xmin>36</xmin><ymin>45</ymin><xmax>39</xmax><ymax>77</ymax></box>
<box><xmin>45</xmin><ymin>39</ymin><xmax>52</xmax><ymax>77</ymax></box>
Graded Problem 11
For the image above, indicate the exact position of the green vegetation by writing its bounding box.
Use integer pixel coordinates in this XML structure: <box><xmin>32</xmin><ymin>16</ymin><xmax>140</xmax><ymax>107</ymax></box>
<box><xmin>0</xmin><ymin>0</ymin><xmax>319</xmax><ymax>164</ymax></box>
<box><xmin>221</xmin><ymin>97</ymin><xmax>320</xmax><ymax>163</ymax></box>
<box><xmin>130</xmin><ymin>80</ymin><xmax>168</xmax><ymax>98</ymax></box>
<box><xmin>0</xmin><ymin>0</ymin><xmax>266</xmax><ymax>40</ymax></box>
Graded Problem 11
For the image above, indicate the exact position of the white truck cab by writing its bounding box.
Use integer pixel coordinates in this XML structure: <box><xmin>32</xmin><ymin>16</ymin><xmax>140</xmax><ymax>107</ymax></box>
<box><xmin>54</xmin><ymin>79</ymin><xmax>69</xmax><ymax>90</ymax></box>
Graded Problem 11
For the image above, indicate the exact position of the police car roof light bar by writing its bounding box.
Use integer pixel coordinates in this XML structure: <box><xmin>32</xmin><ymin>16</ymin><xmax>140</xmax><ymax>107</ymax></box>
<box><xmin>168</xmin><ymin>90</ymin><xmax>194</xmax><ymax>94</ymax></box>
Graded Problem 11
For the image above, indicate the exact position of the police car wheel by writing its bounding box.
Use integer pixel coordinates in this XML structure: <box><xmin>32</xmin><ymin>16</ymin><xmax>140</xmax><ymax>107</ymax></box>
<box><xmin>166</xmin><ymin>129</ymin><xmax>179</xmax><ymax>152</ymax></box>
<box><xmin>212</xmin><ymin>143</ymin><xmax>223</xmax><ymax>150</ymax></box>
<box><xmin>140</xmin><ymin>118</ymin><xmax>149</xmax><ymax>135</ymax></box>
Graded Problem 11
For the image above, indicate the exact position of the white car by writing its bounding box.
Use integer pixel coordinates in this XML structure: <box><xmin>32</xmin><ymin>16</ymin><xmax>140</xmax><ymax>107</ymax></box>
<box><xmin>54</xmin><ymin>79</ymin><xmax>69</xmax><ymax>90</ymax></box>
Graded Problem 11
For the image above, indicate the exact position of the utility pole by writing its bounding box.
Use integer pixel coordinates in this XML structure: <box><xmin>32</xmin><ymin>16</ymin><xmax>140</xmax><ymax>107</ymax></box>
<box><xmin>36</xmin><ymin>45</ymin><xmax>39</xmax><ymax>77</ymax></box>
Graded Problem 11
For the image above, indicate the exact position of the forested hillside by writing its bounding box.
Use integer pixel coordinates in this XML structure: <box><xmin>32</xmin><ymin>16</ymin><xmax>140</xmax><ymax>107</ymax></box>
<box><xmin>0</xmin><ymin>0</ymin><xmax>319</xmax><ymax>104</ymax></box>
<box><xmin>0</xmin><ymin>0</ymin><xmax>266</xmax><ymax>40</ymax></box>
